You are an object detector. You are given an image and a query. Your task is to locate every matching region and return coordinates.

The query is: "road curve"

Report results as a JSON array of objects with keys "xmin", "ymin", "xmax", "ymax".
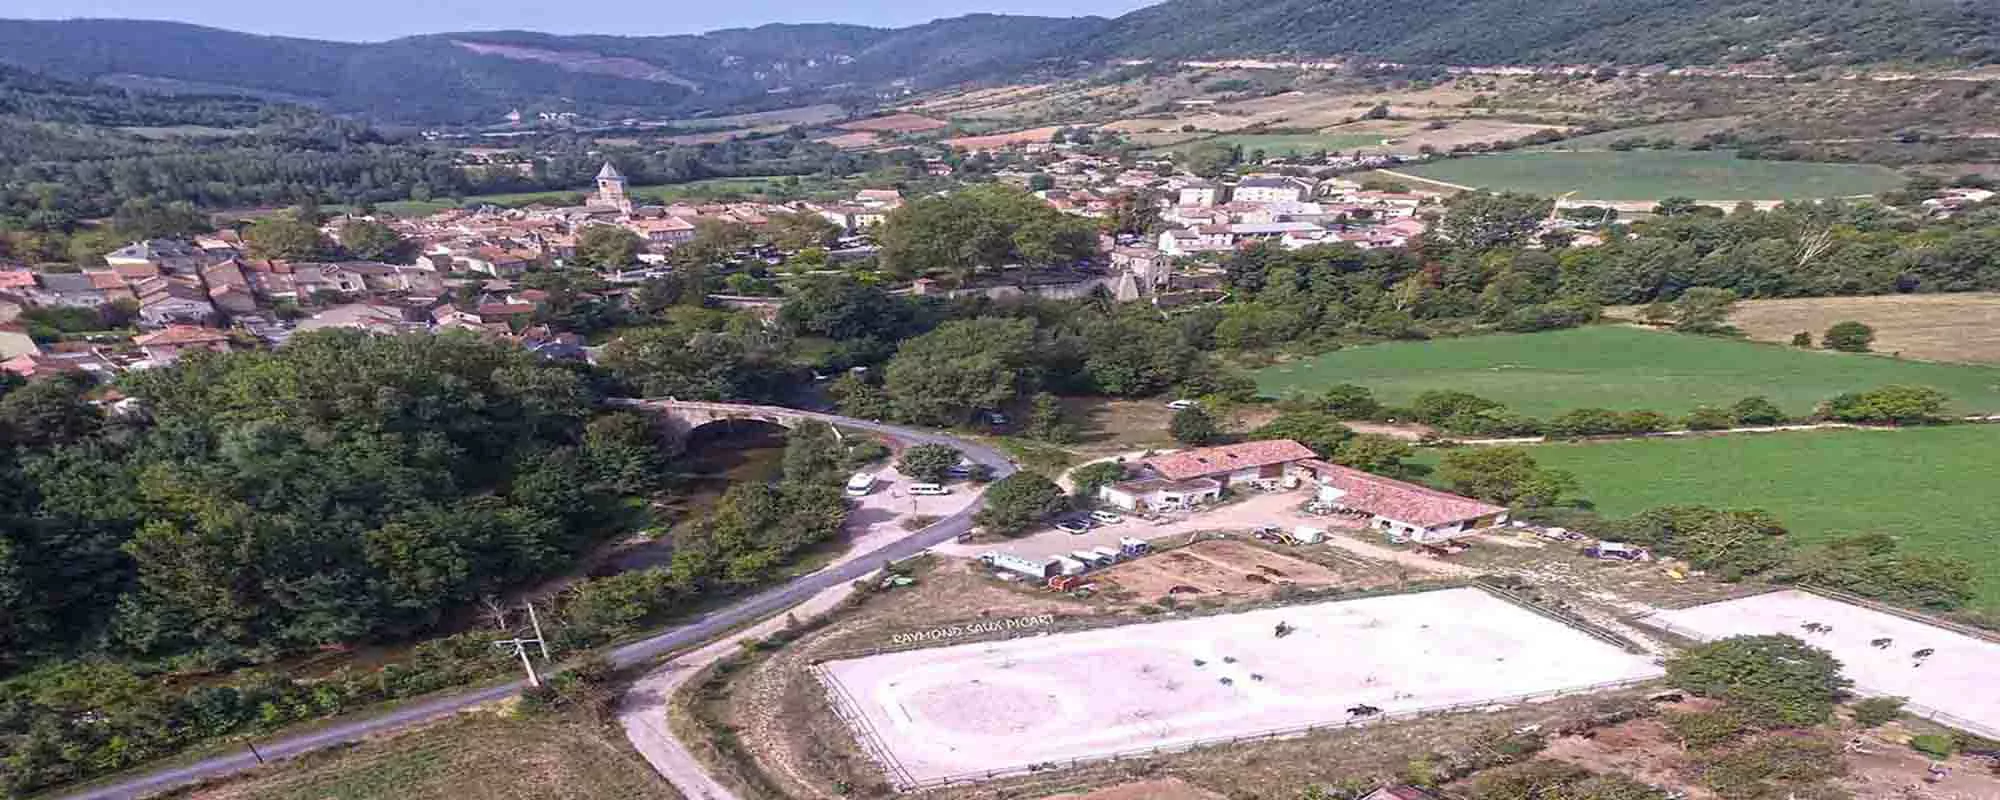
[{"xmin": 58, "ymin": 404, "xmax": 1014, "ymax": 800}]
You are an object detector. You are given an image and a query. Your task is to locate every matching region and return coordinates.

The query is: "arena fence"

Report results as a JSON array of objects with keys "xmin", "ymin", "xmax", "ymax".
[
  {"xmin": 812, "ymin": 578, "xmax": 1472, "ymax": 664},
  {"xmin": 887, "ymin": 676, "xmax": 1658, "ymax": 793},
  {"xmin": 811, "ymin": 662, "xmax": 917, "ymax": 789}
]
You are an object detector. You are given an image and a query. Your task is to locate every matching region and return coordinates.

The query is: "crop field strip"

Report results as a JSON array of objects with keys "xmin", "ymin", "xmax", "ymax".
[{"xmin": 1397, "ymin": 150, "xmax": 1905, "ymax": 201}]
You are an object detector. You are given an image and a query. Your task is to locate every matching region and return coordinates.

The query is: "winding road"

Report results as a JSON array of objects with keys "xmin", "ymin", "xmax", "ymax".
[{"xmin": 58, "ymin": 405, "xmax": 1015, "ymax": 800}]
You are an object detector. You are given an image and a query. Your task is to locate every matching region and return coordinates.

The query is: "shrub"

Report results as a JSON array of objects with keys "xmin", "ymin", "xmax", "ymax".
[
  {"xmin": 1822, "ymin": 321, "xmax": 1875, "ymax": 352},
  {"xmin": 1910, "ymin": 733, "xmax": 1956, "ymax": 759},
  {"xmin": 1320, "ymin": 384, "xmax": 1383, "ymax": 419},
  {"xmin": 1068, "ymin": 461, "xmax": 1127, "ymax": 501},
  {"xmin": 1666, "ymin": 709, "xmax": 1749, "ymax": 748},
  {"xmin": 1849, "ymin": 696, "xmax": 1905, "ymax": 727},
  {"xmin": 1169, "ymin": 405, "xmax": 1219, "ymax": 445},
  {"xmin": 1821, "ymin": 385, "xmax": 1948, "ymax": 425},
  {"xmin": 1775, "ymin": 534, "xmax": 1975, "ymax": 611},
  {"xmin": 1614, "ymin": 506, "xmax": 1791, "ymax": 578},
  {"xmin": 1698, "ymin": 734, "xmax": 1846, "ymax": 799},
  {"xmin": 1731, "ymin": 395, "xmax": 1786, "ymax": 426},
  {"xmin": 974, "ymin": 472, "xmax": 1069, "ymax": 535},
  {"xmin": 1790, "ymin": 331, "xmax": 1813, "ymax": 347},
  {"xmin": 1684, "ymin": 406, "xmax": 1736, "ymax": 431},
  {"xmin": 897, "ymin": 443, "xmax": 963, "ymax": 483},
  {"xmin": 1667, "ymin": 635, "xmax": 1849, "ymax": 728}
]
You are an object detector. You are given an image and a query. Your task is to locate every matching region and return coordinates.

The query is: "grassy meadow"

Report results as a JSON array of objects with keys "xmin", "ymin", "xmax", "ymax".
[
  {"xmin": 1508, "ymin": 426, "xmax": 2000, "ymax": 609},
  {"xmin": 185, "ymin": 714, "xmax": 673, "ymax": 800},
  {"xmin": 1398, "ymin": 150, "xmax": 1905, "ymax": 201},
  {"xmin": 1253, "ymin": 326, "xmax": 2000, "ymax": 418}
]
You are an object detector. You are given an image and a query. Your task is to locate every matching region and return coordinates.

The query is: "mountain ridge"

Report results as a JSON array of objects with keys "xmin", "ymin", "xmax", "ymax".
[{"xmin": 2, "ymin": 2, "xmax": 1996, "ymax": 125}]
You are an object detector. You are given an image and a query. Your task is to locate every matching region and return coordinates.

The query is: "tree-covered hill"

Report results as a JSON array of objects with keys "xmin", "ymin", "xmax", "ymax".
[
  {"xmin": 0, "ymin": 15, "xmax": 1107, "ymax": 125},
  {"xmin": 2, "ymin": 1, "xmax": 1996, "ymax": 126},
  {"xmin": 1090, "ymin": 0, "xmax": 2000, "ymax": 68}
]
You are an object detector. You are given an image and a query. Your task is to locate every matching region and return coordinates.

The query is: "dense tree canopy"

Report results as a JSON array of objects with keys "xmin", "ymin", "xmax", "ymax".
[{"xmin": 877, "ymin": 185, "xmax": 1100, "ymax": 279}]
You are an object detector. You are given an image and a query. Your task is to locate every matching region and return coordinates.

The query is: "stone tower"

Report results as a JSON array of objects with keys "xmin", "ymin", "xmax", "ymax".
[{"xmin": 595, "ymin": 161, "xmax": 632, "ymax": 213}]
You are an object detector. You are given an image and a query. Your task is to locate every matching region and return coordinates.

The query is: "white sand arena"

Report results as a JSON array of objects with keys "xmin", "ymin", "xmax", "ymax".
[
  {"xmin": 820, "ymin": 587, "xmax": 1662, "ymax": 786},
  {"xmin": 1648, "ymin": 589, "xmax": 2000, "ymax": 739}
]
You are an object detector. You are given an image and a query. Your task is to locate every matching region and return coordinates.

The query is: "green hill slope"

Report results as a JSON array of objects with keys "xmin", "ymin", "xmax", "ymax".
[{"xmin": 1091, "ymin": 0, "xmax": 2000, "ymax": 67}]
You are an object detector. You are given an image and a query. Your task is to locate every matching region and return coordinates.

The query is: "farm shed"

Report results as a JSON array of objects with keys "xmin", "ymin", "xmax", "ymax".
[{"xmin": 1100, "ymin": 476, "xmax": 1223, "ymax": 512}]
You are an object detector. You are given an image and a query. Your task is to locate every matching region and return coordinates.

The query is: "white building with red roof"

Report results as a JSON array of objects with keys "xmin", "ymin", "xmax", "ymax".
[
  {"xmin": 1296, "ymin": 459, "xmax": 1508, "ymax": 543},
  {"xmin": 1143, "ymin": 439, "xmax": 1319, "ymax": 484}
]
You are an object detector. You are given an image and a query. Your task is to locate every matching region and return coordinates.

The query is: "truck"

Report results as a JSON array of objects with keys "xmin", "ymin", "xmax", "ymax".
[
  {"xmin": 1585, "ymin": 541, "xmax": 1652, "ymax": 561},
  {"xmin": 1119, "ymin": 537, "xmax": 1150, "ymax": 557},
  {"xmin": 1091, "ymin": 545, "xmax": 1123, "ymax": 564},
  {"xmin": 1053, "ymin": 556, "xmax": 1088, "ymax": 576},
  {"xmin": 1072, "ymin": 550, "xmax": 1112, "ymax": 568}
]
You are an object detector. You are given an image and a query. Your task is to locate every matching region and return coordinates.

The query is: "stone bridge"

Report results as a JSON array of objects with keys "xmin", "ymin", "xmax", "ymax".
[{"xmin": 620, "ymin": 399, "xmax": 821, "ymax": 456}]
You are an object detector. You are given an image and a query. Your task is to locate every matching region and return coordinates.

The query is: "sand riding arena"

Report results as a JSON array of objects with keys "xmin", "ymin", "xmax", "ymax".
[{"xmin": 816, "ymin": 586, "xmax": 1664, "ymax": 789}]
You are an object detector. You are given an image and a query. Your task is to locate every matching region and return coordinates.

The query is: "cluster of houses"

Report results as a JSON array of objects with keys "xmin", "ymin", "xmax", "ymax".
[
  {"xmin": 0, "ymin": 163, "xmax": 914, "ymax": 381},
  {"xmin": 386, "ymin": 163, "xmax": 897, "ymax": 266},
  {"xmin": 1151, "ymin": 175, "xmax": 1434, "ymax": 256}
]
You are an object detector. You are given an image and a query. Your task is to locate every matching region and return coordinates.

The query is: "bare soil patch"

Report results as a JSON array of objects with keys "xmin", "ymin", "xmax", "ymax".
[
  {"xmin": 943, "ymin": 125, "xmax": 1066, "ymax": 150},
  {"xmin": 815, "ymin": 131, "xmax": 882, "ymax": 149},
  {"xmin": 1096, "ymin": 538, "xmax": 1393, "ymax": 601}
]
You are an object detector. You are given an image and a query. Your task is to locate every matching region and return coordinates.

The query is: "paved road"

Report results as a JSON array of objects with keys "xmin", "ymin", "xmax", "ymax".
[{"xmin": 59, "ymin": 406, "xmax": 1014, "ymax": 800}]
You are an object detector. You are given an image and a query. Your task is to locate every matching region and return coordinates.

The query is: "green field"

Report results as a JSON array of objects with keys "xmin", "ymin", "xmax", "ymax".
[
  {"xmin": 1156, "ymin": 131, "xmax": 1392, "ymax": 157},
  {"xmin": 1254, "ymin": 326, "xmax": 2000, "ymax": 418},
  {"xmin": 1398, "ymin": 150, "xmax": 1905, "ymax": 201},
  {"xmin": 1507, "ymin": 427, "xmax": 2000, "ymax": 608}
]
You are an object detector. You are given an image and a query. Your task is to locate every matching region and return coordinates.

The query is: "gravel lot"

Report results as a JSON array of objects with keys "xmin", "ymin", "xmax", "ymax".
[{"xmin": 820, "ymin": 587, "xmax": 1663, "ymax": 786}]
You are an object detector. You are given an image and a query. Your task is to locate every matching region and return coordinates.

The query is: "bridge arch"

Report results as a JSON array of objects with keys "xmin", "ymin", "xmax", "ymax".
[{"xmin": 626, "ymin": 399, "xmax": 818, "ymax": 456}]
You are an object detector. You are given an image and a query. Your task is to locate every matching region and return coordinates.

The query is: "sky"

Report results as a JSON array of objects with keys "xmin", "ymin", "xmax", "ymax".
[{"xmin": 4, "ymin": 0, "xmax": 1158, "ymax": 41}]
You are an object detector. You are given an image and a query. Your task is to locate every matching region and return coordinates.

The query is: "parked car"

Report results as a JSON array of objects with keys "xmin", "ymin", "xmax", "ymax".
[
  {"xmin": 1166, "ymin": 399, "xmax": 1201, "ymax": 410},
  {"xmin": 1090, "ymin": 510, "xmax": 1124, "ymax": 525},
  {"xmin": 1056, "ymin": 519, "xmax": 1092, "ymax": 535},
  {"xmin": 983, "ymin": 411, "xmax": 1010, "ymax": 426},
  {"xmin": 844, "ymin": 472, "xmax": 876, "ymax": 497}
]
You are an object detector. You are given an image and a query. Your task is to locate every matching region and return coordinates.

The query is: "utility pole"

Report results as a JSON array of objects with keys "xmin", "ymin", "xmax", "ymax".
[
  {"xmin": 496, "ymin": 601, "xmax": 550, "ymax": 687},
  {"xmin": 495, "ymin": 637, "xmax": 542, "ymax": 687},
  {"xmin": 526, "ymin": 601, "xmax": 551, "ymax": 661}
]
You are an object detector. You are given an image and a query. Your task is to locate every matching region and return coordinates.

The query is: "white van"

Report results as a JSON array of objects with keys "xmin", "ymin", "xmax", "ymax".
[
  {"xmin": 907, "ymin": 483, "xmax": 950, "ymax": 496},
  {"xmin": 845, "ymin": 472, "xmax": 876, "ymax": 497}
]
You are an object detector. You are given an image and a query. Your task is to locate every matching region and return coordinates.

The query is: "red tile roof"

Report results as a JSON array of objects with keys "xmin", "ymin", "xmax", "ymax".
[
  {"xmin": 1145, "ymin": 439, "xmax": 1318, "ymax": 481},
  {"xmin": 134, "ymin": 325, "xmax": 230, "ymax": 347},
  {"xmin": 1301, "ymin": 459, "xmax": 1506, "ymax": 528}
]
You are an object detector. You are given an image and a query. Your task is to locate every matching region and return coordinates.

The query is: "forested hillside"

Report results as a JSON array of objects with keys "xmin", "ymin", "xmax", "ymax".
[
  {"xmin": 2, "ymin": 2, "xmax": 1993, "ymax": 126},
  {"xmin": 0, "ymin": 15, "xmax": 1102, "ymax": 124},
  {"xmin": 1092, "ymin": 0, "xmax": 2000, "ymax": 67}
]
